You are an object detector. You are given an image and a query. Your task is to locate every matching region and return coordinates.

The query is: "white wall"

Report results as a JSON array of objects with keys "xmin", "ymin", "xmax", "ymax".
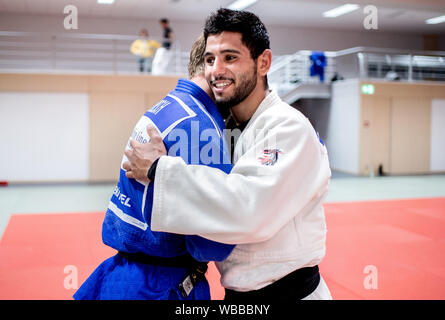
[
  {"xmin": 0, "ymin": 12, "xmax": 427, "ymax": 55},
  {"xmin": 326, "ymin": 80, "xmax": 361, "ymax": 174},
  {"xmin": 0, "ymin": 93, "xmax": 89, "ymax": 182},
  {"xmin": 430, "ymin": 99, "xmax": 445, "ymax": 172},
  {"xmin": 267, "ymin": 25, "xmax": 425, "ymax": 54}
]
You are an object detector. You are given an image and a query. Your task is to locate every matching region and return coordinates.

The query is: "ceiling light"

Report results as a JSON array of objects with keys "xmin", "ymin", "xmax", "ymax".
[
  {"xmin": 97, "ymin": 0, "xmax": 114, "ymax": 4},
  {"xmin": 227, "ymin": 0, "xmax": 259, "ymax": 11},
  {"xmin": 425, "ymin": 15, "xmax": 445, "ymax": 24},
  {"xmin": 323, "ymin": 4, "xmax": 359, "ymax": 18}
]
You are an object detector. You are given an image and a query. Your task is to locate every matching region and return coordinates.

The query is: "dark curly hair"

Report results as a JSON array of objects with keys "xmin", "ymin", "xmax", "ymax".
[{"xmin": 203, "ymin": 8, "xmax": 270, "ymax": 61}]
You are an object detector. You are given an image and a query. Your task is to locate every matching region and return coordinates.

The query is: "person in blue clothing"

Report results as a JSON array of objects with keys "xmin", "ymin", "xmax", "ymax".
[{"xmin": 73, "ymin": 35, "xmax": 234, "ymax": 300}]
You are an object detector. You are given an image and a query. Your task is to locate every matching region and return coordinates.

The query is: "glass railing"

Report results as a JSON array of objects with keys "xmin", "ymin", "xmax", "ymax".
[
  {"xmin": 268, "ymin": 46, "xmax": 445, "ymax": 96},
  {"xmin": 1, "ymin": 30, "xmax": 444, "ymax": 87},
  {"xmin": 333, "ymin": 47, "xmax": 445, "ymax": 82}
]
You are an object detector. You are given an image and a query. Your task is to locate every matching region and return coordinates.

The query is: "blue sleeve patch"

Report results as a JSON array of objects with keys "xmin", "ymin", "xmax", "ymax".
[{"xmin": 144, "ymin": 95, "xmax": 195, "ymax": 135}]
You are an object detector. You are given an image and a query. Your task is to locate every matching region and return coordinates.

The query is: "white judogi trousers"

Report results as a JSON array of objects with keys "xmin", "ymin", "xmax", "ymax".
[
  {"xmin": 152, "ymin": 47, "xmax": 172, "ymax": 75},
  {"xmin": 302, "ymin": 276, "xmax": 332, "ymax": 300}
]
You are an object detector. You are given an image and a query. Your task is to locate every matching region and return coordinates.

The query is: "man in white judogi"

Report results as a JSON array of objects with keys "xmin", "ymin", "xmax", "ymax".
[{"xmin": 124, "ymin": 9, "xmax": 332, "ymax": 300}]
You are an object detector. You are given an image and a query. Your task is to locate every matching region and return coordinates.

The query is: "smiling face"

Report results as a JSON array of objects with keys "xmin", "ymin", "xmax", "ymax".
[{"xmin": 204, "ymin": 31, "xmax": 260, "ymax": 118}]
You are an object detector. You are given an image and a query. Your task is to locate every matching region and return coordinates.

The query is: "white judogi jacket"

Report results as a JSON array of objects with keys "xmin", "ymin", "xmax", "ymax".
[{"xmin": 151, "ymin": 90, "xmax": 331, "ymax": 291}]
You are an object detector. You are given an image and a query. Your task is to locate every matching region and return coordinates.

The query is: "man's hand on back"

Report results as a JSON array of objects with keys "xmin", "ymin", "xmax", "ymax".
[{"xmin": 123, "ymin": 125, "xmax": 167, "ymax": 182}]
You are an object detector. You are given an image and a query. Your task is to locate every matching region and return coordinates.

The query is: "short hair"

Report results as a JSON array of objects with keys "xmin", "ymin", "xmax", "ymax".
[
  {"xmin": 160, "ymin": 18, "xmax": 169, "ymax": 24},
  {"xmin": 188, "ymin": 34, "xmax": 206, "ymax": 78},
  {"xmin": 203, "ymin": 8, "xmax": 270, "ymax": 60}
]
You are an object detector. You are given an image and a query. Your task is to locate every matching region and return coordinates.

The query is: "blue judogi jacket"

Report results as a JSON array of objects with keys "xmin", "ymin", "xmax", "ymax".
[{"xmin": 74, "ymin": 79, "xmax": 234, "ymax": 300}]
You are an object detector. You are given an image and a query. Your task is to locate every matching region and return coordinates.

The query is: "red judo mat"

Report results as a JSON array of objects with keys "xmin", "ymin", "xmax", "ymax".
[{"xmin": 0, "ymin": 197, "xmax": 444, "ymax": 300}]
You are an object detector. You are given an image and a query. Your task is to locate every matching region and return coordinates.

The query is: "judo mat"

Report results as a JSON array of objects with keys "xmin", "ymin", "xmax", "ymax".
[{"xmin": 0, "ymin": 197, "xmax": 444, "ymax": 300}]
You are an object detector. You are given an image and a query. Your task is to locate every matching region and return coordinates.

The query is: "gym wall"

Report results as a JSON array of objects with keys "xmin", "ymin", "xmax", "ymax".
[{"xmin": 0, "ymin": 73, "xmax": 179, "ymax": 183}]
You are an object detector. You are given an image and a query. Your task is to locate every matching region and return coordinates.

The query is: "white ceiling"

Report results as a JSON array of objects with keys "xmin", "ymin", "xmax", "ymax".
[{"xmin": 0, "ymin": 0, "xmax": 444, "ymax": 34}]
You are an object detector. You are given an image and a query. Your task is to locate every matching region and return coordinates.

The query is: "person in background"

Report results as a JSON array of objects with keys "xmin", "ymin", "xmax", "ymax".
[
  {"xmin": 130, "ymin": 28, "xmax": 161, "ymax": 73},
  {"xmin": 152, "ymin": 18, "xmax": 174, "ymax": 75}
]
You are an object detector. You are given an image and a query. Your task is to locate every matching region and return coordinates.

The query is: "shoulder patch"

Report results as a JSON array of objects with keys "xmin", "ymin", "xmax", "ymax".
[
  {"xmin": 258, "ymin": 148, "xmax": 283, "ymax": 166},
  {"xmin": 148, "ymin": 99, "xmax": 171, "ymax": 115},
  {"xmin": 144, "ymin": 94, "xmax": 196, "ymax": 137}
]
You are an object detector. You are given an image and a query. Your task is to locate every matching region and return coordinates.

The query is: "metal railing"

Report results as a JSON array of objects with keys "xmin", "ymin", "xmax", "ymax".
[
  {"xmin": 1, "ymin": 30, "xmax": 444, "ymax": 93},
  {"xmin": 268, "ymin": 51, "xmax": 337, "ymax": 96},
  {"xmin": 344, "ymin": 47, "xmax": 445, "ymax": 82},
  {"xmin": 267, "ymin": 46, "xmax": 445, "ymax": 98},
  {"xmin": 0, "ymin": 31, "xmax": 189, "ymax": 75}
]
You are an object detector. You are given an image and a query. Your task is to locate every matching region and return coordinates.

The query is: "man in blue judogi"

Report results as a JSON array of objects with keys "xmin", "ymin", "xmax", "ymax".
[{"xmin": 73, "ymin": 36, "xmax": 234, "ymax": 300}]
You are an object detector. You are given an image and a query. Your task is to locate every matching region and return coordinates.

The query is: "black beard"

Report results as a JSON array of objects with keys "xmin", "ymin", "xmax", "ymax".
[
  {"xmin": 215, "ymin": 100, "xmax": 232, "ymax": 120},
  {"xmin": 215, "ymin": 69, "xmax": 257, "ymax": 120}
]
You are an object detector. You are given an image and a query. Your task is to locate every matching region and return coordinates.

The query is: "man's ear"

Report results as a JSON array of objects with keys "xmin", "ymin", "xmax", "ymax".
[{"xmin": 257, "ymin": 49, "xmax": 272, "ymax": 76}]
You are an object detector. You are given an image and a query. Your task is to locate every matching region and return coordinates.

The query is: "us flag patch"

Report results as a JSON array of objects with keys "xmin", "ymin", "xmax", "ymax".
[{"xmin": 258, "ymin": 149, "xmax": 283, "ymax": 166}]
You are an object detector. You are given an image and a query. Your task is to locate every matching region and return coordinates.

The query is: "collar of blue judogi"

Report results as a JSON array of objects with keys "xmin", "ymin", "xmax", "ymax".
[{"xmin": 175, "ymin": 78, "xmax": 216, "ymax": 112}]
